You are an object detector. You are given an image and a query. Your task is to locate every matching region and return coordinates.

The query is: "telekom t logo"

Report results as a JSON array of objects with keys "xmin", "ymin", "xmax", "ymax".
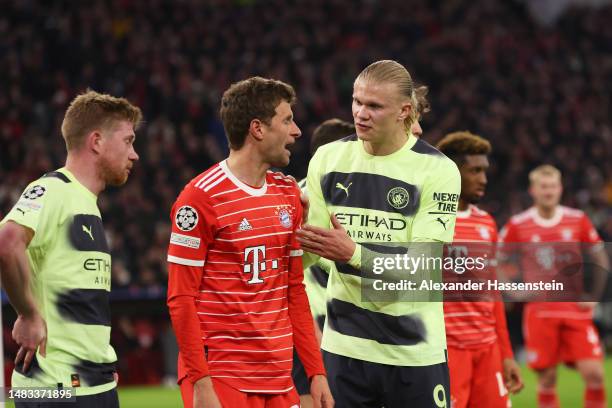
[{"xmin": 244, "ymin": 245, "xmax": 278, "ymax": 284}]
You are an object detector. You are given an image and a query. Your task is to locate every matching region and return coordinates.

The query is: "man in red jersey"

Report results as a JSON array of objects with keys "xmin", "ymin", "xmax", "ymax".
[
  {"xmin": 499, "ymin": 164, "xmax": 609, "ymax": 408},
  {"xmin": 166, "ymin": 77, "xmax": 333, "ymax": 408},
  {"xmin": 436, "ymin": 131, "xmax": 523, "ymax": 408}
]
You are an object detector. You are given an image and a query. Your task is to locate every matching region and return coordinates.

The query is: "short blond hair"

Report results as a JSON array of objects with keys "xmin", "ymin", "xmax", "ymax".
[
  {"xmin": 356, "ymin": 60, "xmax": 416, "ymax": 128},
  {"xmin": 61, "ymin": 90, "xmax": 142, "ymax": 150},
  {"xmin": 529, "ymin": 164, "xmax": 561, "ymax": 184}
]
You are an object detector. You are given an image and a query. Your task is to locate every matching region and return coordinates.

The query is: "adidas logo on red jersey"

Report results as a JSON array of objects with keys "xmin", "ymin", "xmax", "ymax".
[{"xmin": 238, "ymin": 218, "xmax": 253, "ymax": 231}]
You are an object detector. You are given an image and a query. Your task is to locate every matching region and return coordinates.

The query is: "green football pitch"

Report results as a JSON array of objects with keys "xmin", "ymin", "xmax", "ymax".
[{"xmin": 5, "ymin": 358, "xmax": 611, "ymax": 407}]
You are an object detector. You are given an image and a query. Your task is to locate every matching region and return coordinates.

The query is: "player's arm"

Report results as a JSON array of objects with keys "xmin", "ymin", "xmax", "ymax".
[
  {"xmin": 166, "ymin": 189, "xmax": 219, "ymax": 402},
  {"xmin": 0, "ymin": 221, "xmax": 37, "ymax": 317},
  {"xmin": 493, "ymin": 301, "xmax": 524, "ymax": 393},
  {"xmin": 411, "ymin": 158, "xmax": 461, "ymax": 243},
  {"xmin": 0, "ymin": 181, "xmax": 57, "ymax": 371},
  {"xmin": 580, "ymin": 215, "xmax": 609, "ymax": 304},
  {"xmin": 288, "ymin": 186, "xmax": 334, "ymax": 408},
  {"xmin": 0, "ymin": 221, "xmax": 47, "ymax": 371}
]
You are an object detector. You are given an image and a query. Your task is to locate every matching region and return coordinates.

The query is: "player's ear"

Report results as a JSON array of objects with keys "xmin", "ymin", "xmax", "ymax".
[
  {"xmin": 85, "ymin": 130, "xmax": 104, "ymax": 154},
  {"xmin": 398, "ymin": 102, "xmax": 412, "ymax": 122},
  {"xmin": 249, "ymin": 119, "xmax": 265, "ymax": 142}
]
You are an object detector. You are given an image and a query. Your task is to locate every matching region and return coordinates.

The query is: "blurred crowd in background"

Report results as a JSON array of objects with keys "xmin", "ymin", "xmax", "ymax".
[{"xmin": 1, "ymin": 0, "xmax": 611, "ymax": 383}]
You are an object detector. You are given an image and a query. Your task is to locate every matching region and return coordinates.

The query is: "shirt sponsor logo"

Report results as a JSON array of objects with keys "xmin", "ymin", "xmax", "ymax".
[
  {"xmin": 170, "ymin": 232, "xmax": 201, "ymax": 249},
  {"xmin": 175, "ymin": 205, "xmax": 198, "ymax": 231},
  {"xmin": 432, "ymin": 192, "xmax": 459, "ymax": 213},
  {"xmin": 387, "ymin": 187, "xmax": 410, "ymax": 209},
  {"xmin": 22, "ymin": 185, "xmax": 46, "ymax": 200},
  {"xmin": 335, "ymin": 213, "xmax": 406, "ymax": 231}
]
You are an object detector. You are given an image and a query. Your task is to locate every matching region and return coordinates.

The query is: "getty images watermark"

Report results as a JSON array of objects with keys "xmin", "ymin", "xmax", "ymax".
[{"xmin": 357, "ymin": 242, "xmax": 611, "ymax": 302}]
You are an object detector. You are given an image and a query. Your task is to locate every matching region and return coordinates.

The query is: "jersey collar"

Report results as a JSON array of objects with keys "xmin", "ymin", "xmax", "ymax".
[
  {"xmin": 530, "ymin": 206, "xmax": 562, "ymax": 227},
  {"xmin": 220, "ymin": 160, "xmax": 268, "ymax": 196},
  {"xmin": 59, "ymin": 167, "xmax": 98, "ymax": 201}
]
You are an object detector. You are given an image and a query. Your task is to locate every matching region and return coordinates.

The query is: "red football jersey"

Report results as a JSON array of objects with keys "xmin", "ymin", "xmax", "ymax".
[
  {"xmin": 167, "ymin": 160, "xmax": 322, "ymax": 393},
  {"xmin": 444, "ymin": 205, "xmax": 513, "ymax": 358},
  {"xmin": 499, "ymin": 206, "xmax": 603, "ymax": 317}
]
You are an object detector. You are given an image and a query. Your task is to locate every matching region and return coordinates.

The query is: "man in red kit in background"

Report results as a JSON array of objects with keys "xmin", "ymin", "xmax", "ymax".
[
  {"xmin": 499, "ymin": 164, "xmax": 608, "ymax": 408},
  {"xmin": 166, "ymin": 77, "xmax": 333, "ymax": 408},
  {"xmin": 436, "ymin": 131, "xmax": 523, "ymax": 408}
]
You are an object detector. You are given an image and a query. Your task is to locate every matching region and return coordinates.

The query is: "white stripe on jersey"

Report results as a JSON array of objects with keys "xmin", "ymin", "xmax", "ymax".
[
  {"xmin": 204, "ymin": 175, "xmax": 228, "ymax": 192},
  {"xmin": 218, "ymin": 204, "xmax": 285, "ymax": 219},
  {"xmin": 167, "ymin": 255, "xmax": 205, "ymax": 267},
  {"xmin": 216, "ymin": 231, "xmax": 292, "ymax": 242},
  {"xmin": 199, "ymin": 318, "xmax": 290, "ymax": 325},
  {"xmin": 198, "ymin": 307, "xmax": 288, "ymax": 317},
  {"xmin": 205, "ymin": 326, "xmax": 293, "ymax": 333},
  {"xmin": 202, "ymin": 271, "xmax": 288, "ymax": 282},
  {"xmin": 207, "ymin": 346, "xmax": 293, "ymax": 353},
  {"xmin": 195, "ymin": 167, "xmax": 223, "ymax": 188},
  {"xmin": 212, "ymin": 375, "xmax": 291, "ymax": 379},
  {"xmin": 446, "ymin": 327, "xmax": 495, "ymax": 335},
  {"xmin": 289, "ymin": 249, "xmax": 303, "ymax": 256},
  {"xmin": 267, "ymin": 184, "xmax": 294, "ymax": 188},
  {"xmin": 208, "ymin": 359, "xmax": 293, "ymax": 364},
  {"xmin": 239, "ymin": 386, "xmax": 295, "ymax": 393},
  {"xmin": 211, "ymin": 187, "xmax": 241, "ymax": 198},
  {"xmin": 209, "ymin": 368, "xmax": 290, "ymax": 373},
  {"xmin": 212, "ymin": 193, "xmax": 293, "ymax": 208},
  {"xmin": 207, "ymin": 333, "xmax": 292, "ymax": 340},
  {"xmin": 197, "ymin": 296, "xmax": 287, "ymax": 304},
  {"xmin": 444, "ymin": 312, "xmax": 483, "ymax": 317},
  {"xmin": 200, "ymin": 285, "xmax": 287, "ymax": 295},
  {"xmin": 209, "ymin": 244, "xmax": 287, "ymax": 254}
]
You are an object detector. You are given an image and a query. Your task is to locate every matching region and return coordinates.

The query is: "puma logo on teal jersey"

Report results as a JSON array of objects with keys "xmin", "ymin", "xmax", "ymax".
[
  {"xmin": 336, "ymin": 182, "xmax": 352, "ymax": 197},
  {"xmin": 82, "ymin": 225, "xmax": 94, "ymax": 241},
  {"xmin": 435, "ymin": 217, "xmax": 449, "ymax": 230}
]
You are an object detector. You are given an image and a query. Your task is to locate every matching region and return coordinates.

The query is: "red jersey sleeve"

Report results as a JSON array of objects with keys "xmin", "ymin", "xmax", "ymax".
[
  {"xmin": 167, "ymin": 187, "xmax": 218, "ymax": 384},
  {"xmin": 286, "ymin": 183, "xmax": 326, "ymax": 379},
  {"xmin": 493, "ymin": 301, "xmax": 514, "ymax": 359},
  {"xmin": 580, "ymin": 213, "xmax": 602, "ymax": 244}
]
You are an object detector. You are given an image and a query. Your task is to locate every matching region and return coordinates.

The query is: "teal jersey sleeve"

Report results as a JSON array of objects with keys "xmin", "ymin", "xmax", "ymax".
[
  {"xmin": 412, "ymin": 158, "xmax": 461, "ymax": 242},
  {"xmin": 1, "ymin": 178, "xmax": 64, "ymax": 249}
]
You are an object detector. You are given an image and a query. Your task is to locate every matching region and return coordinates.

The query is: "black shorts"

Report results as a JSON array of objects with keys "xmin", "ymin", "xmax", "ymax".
[
  {"xmin": 15, "ymin": 387, "xmax": 119, "ymax": 408},
  {"xmin": 323, "ymin": 350, "xmax": 450, "ymax": 408}
]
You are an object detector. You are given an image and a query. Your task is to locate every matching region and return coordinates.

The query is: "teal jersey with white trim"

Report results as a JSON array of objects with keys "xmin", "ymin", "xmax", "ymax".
[
  {"xmin": 303, "ymin": 135, "xmax": 460, "ymax": 366},
  {"xmin": 1, "ymin": 168, "xmax": 117, "ymax": 396}
]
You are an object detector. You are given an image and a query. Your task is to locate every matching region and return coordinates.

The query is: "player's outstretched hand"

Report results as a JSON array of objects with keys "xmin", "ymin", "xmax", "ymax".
[
  {"xmin": 297, "ymin": 214, "xmax": 355, "ymax": 263},
  {"xmin": 310, "ymin": 374, "xmax": 334, "ymax": 408},
  {"xmin": 13, "ymin": 312, "xmax": 47, "ymax": 372},
  {"xmin": 193, "ymin": 376, "xmax": 222, "ymax": 408},
  {"xmin": 503, "ymin": 358, "xmax": 524, "ymax": 394}
]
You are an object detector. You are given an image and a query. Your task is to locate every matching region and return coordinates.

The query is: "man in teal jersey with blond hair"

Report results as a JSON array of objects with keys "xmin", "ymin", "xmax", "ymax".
[
  {"xmin": 297, "ymin": 60, "xmax": 460, "ymax": 408},
  {"xmin": 0, "ymin": 90, "xmax": 141, "ymax": 407}
]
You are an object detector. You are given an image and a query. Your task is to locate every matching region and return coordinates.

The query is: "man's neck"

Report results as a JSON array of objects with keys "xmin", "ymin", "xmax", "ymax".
[
  {"xmin": 65, "ymin": 153, "xmax": 103, "ymax": 196},
  {"xmin": 363, "ymin": 130, "xmax": 408, "ymax": 156},
  {"xmin": 458, "ymin": 199, "xmax": 469, "ymax": 211},
  {"xmin": 226, "ymin": 149, "xmax": 269, "ymax": 187},
  {"xmin": 535, "ymin": 205, "xmax": 557, "ymax": 219}
]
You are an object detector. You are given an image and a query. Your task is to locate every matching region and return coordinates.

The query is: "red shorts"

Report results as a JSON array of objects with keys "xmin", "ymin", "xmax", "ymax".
[
  {"xmin": 179, "ymin": 376, "xmax": 299, "ymax": 408},
  {"xmin": 523, "ymin": 306, "xmax": 603, "ymax": 370},
  {"xmin": 448, "ymin": 343, "xmax": 510, "ymax": 408}
]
